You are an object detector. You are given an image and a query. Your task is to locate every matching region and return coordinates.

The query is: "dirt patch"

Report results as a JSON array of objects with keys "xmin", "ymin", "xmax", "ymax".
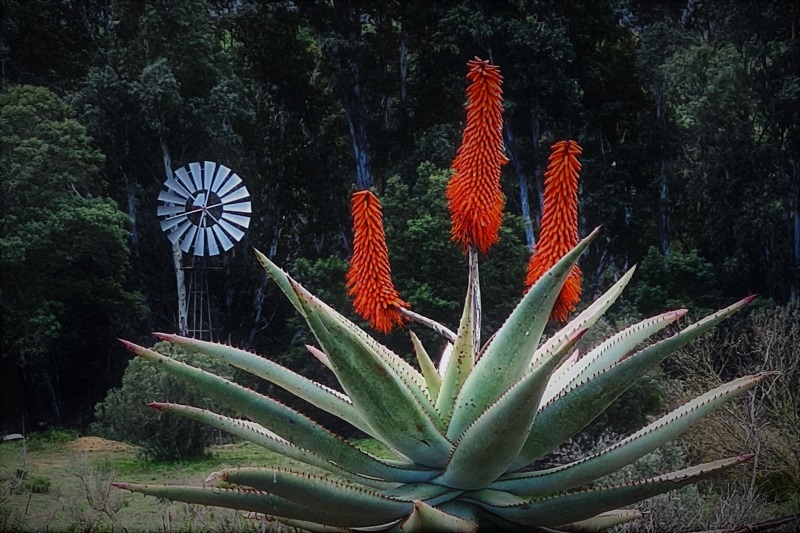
[{"xmin": 67, "ymin": 436, "xmax": 136, "ymax": 453}]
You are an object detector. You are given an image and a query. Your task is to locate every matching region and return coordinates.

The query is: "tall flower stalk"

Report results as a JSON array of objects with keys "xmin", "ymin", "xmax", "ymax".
[
  {"xmin": 346, "ymin": 189, "xmax": 407, "ymax": 333},
  {"xmin": 525, "ymin": 140, "xmax": 583, "ymax": 322}
]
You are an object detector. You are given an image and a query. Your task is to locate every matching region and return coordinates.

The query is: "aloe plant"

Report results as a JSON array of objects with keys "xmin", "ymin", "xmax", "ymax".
[
  {"xmin": 113, "ymin": 58, "xmax": 766, "ymax": 531},
  {"xmin": 114, "ymin": 237, "xmax": 764, "ymax": 531}
]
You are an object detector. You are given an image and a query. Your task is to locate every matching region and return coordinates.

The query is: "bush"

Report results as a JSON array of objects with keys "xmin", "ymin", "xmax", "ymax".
[{"xmin": 91, "ymin": 341, "xmax": 235, "ymax": 461}]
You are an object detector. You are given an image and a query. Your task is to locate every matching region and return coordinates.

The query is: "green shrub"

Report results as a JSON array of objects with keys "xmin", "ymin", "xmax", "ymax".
[
  {"xmin": 25, "ymin": 428, "xmax": 78, "ymax": 451},
  {"xmin": 91, "ymin": 341, "xmax": 235, "ymax": 461}
]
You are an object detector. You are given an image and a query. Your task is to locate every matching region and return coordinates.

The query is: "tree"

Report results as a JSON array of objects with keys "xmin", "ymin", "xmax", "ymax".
[{"xmin": 0, "ymin": 85, "xmax": 139, "ymax": 432}]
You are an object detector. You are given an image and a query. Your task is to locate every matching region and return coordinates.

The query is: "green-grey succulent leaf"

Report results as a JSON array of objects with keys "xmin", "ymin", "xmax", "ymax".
[
  {"xmin": 288, "ymin": 280, "xmax": 453, "ymax": 467},
  {"xmin": 213, "ymin": 467, "xmax": 414, "ymax": 523},
  {"xmin": 437, "ymin": 329, "xmax": 587, "ymax": 489},
  {"xmin": 410, "ymin": 331, "xmax": 442, "ymax": 401},
  {"xmin": 469, "ymin": 454, "xmax": 753, "ymax": 526},
  {"xmin": 120, "ymin": 341, "xmax": 436, "ymax": 483},
  {"xmin": 154, "ymin": 333, "xmax": 375, "ymax": 436},
  {"xmin": 259, "ymin": 250, "xmax": 430, "ymax": 403},
  {"xmin": 536, "ymin": 266, "xmax": 637, "ymax": 374},
  {"xmin": 540, "ymin": 309, "xmax": 686, "ymax": 409},
  {"xmin": 558, "ymin": 509, "xmax": 643, "ymax": 532},
  {"xmin": 112, "ymin": 482, "xmax": 400, "ymax": 528},
  {"xmin": 307, "ymin": 344, "xmax": 334, "ymax": 369},
  {"xmin": 380, "ymin": 484, "xmax": 461, "ymax": 507},
  {"xmin": 510, "ymin": 295, "xmax": 756, "ymax": 469},
  {"xmin": 436, "ymin": 274, "xmax": 477, "ymax": 423},
  {"xmin": 255, "ymin": 248, "xmax": 306, "ymax": 316},
  {"xmin": 448, "ymin": 228, "xmax": 600, "ymax": 439},
  {"xmin": 151, "ymin": 402, "xmax": 394, "ymax": 490},
  {"xmin": 399, "ymin": 500, "xmax": 479, "ymax": 533},
  {"xmin": 494, "ymin": 373, "xmax": 768, "ymax": 495}
]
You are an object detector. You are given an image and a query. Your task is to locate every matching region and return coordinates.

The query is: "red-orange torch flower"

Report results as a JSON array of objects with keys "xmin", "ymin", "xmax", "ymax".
[
  {"xmin": 447, "ymin": 57, "xmax": 509, "ymax": 253},
  {"xmin": 525, "ymin": 140, "xmax": 583, "ymax": 323},
  {"xmin": 346, "ymin": 190, "xmax": 408, "ymax": 333}
]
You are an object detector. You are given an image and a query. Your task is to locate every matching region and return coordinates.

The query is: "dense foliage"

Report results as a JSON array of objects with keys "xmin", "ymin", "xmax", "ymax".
[{"xmin": 1, "ymin": 0, "xmax": 798, "ymax": 440}]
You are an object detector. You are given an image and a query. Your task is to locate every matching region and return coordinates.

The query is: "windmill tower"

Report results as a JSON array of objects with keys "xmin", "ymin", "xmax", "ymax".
[{"xmin": 157, "ymin": 161, "xmax": 251, "ymax": 340}]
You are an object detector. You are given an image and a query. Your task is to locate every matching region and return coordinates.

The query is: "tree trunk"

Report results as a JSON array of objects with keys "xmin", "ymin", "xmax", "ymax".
[
  {"xmin": 529, "ymin": 114, "xmax": 544, "ymax": 221},
  {"xmin": 505, "ymin": 123, "xmax": 535, "ymax": 250},
  {"xmin": 160, "ymin": 138, "xmax": 188, "ymax": 334},
  {"xmin": 655, "ymin": 94, "xmax": 670, "ymax": 257},
  {"xmin": 247, "ymin": 222, "xmax": 282, "ymax": 347},
  {"xmin": 342, "ymin": 69, "xmax": 374, "ymax": 191}
]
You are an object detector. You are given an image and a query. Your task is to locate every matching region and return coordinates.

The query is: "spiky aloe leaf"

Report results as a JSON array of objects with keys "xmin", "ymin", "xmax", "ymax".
[
  {"xmin": 492, "ymin": 373, "xmax": 768, "ymax": 495},
  {"xmin": 154, "ymin": 333, "xmax": 374, "ymax": 436},
  {"xmin": 469, "ymin": 454, "xmax": 753, "ymax": 526},
  {"xmin": 307, "ymin": 344, "xmax": 334, "ymax": 369},
  {"xmin": 150, "ymin": 402, "xmax": 393, "ymax": 490},
  {"xmin": 436, "ymin": 329, "xmax": 586, "ymax": 490},
  {"xmin": 559, "ymin": 509, "xmax": 643, "ymax": 532},
  {"xmin": 111, "ymin": 482, "xmax": 403, "ymax": 528},
  {"xmin": 259, "ymin": 250, "xmax": 429, "ymax": 401},
  {"xmin": 289, "ymin": 279, "xmax": 453, "ymax": 467},
  {"xmin": 380, "ymin": 483, "xmax": 461, "ymax": 507},
  {"xmin": 535, "ymin": 266, "xmax": 637, "ymax": 374},
  {"xmin": 410, "ymin": 331, "xmax": 442, "ymax": 400},
  {"xmin": 448, "ymin": 228, "xmax": 600, "ymax": 438},
  {"xmin": 510, "ymin": 295, "xmax": 756, "ymax": 469},
  {"xmin": 396, "ymin": 500, "xmax": 479, "ymax": 533},
  {"xmin": 120, "ymin": 341, "xmax": 435, "ymax": 483},
  {"xmin": 540, "ymin": 309, "xmax": 687, "ymax": 406},
  {"xmin": 437, "ymin": 271, "xmax": 478, "ymax": 422},
  {"xmin": 213, "ymin": 467, "xmax": 413, "ymax": 522}
]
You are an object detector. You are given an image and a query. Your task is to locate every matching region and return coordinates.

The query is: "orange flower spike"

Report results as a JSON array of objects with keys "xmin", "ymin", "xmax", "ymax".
[
  {"xmin": 346, "ymin": 190, "xmax": 408, "ymax": 333},
  {"xmin": 525, "ymin": 140, "xmax": 583, "ymax": 323},
  {"xmin": 447, "ymin": 57, "xmax": 509, "ymax": 253}
]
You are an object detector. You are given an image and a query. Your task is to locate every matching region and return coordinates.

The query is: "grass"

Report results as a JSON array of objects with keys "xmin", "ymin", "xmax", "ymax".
[{"xmin": 0, "ymin": 434, "xmax": 293, "ymax": 532}]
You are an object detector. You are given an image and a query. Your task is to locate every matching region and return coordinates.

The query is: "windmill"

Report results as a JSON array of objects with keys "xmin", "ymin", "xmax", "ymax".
[{"xmin": 157, "ymin": 161, "xmax": 251, "ymax": 340}]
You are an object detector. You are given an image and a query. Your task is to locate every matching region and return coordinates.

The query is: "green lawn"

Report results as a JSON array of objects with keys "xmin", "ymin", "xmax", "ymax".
[{"xmin": 0, "ymin": 433, "xmax": 323, "ymax": 532}]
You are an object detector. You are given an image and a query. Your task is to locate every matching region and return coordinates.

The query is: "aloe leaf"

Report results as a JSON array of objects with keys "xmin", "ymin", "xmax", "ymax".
[
  {"xmin": 150, "ymin": 402, "xmax": 394, "ymax": 490},
  {"xmin": 120, "ymin": 341, "xmax": 435, "ymax": 483},
  {"xmin": 494, "ymin": 373, "xmax": 767, "ymax": 495},
  {"xmin": 307, "ymin": 344, "xmax": 334, "ymax": 369},
  {"xmin": 111, "ymin": 482, "xmax": 400, "ymax": 528},
  {"xmin": 287, "ymin": 275, "xmax": 439, "ymax": 425},
  {"xmin": 448, "ymin": 228, "xmax": 599, "ymax": 438},
  {"xmin": 254, "ymin": 248, "xmax": 306, "ymax": 316},
  {"xmin": 410, "ymin": 331, "xmax": 442, "ymax": 400},
  {"xmin": 535, "ymin": 266, "xmax": 637, "ymax": 374},
  {"xmin": 437, "ymin": 330, "xmax": 586, "ymax": 489},
  {"xmin": 510, "ymin": 295, "xmax": 756, "ymax": 469},
  {"xmin": 214, "ymin": 467, "xmax": 413, "ymax": 523},
  {"xmin": 289, "ymin": 281, "xmax": 453, "ymax": 467},
  {"xmin": 380, "ymin": 483, "xmax": 461, "ymax": 507},
  {"xmin": 154, "ymin": 333, "xmax": 375, "ymax": 436},
  {"xmin": 438, "ymin": 342, "xmax": 453, "ymax": 378},
  {"xmin": 259, "ymin": 250, "xmax": 429, "ymax": 399},
  {"xmin": 558, "ymin": 509, "xmax": 643, "ymax": 532},
  {"xmin": 540, "ymin": 309, "xmax": 687, "ymax": 407},
  {"xmin": 469, "ymin": 454, "xmax": 753, "ymax": 527},
  {"xmin": 399, "ymin": 500, "xmax": 479, "ymax": 533},
  {"xmin": 436, "ymin": 273, "xmax": 477, "ymax": 423}
]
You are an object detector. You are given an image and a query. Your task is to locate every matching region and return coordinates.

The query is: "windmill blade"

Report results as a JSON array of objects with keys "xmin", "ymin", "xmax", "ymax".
[
  {"xmin": 168, "ymin": 219, "xmax": 194, "ymax": 244},
  {"xmin": 221, "ymin": 212, "xmax": 251, "ymax": 228},
  {"xmin": 188, "ymin": 162, "xmax": 204, "ymax": 191},
  {"xmin": 223, "ymin": 201, "xmax": 252, "ymax": 214},
  {"xmin": 217, "ymin": 218, "xmax": 246, "ymax": 242},
  {"xmin": 158, "ymin": 191, "xmax": 187, "ymax": 205},
  {"xmin": 174, "ymin": 167, "xmax": 195, "ymax": 195},
  {"xmin": 205, "ymin": 228, "xmax": 220, "ymax": 256},
  {"xmin": 203, "ymin": 161, "xmax": 216, "ymax": 191},
  {"xmin": 160, "ymin": 214, "xmax": 187, "ymax": 232},
  {"xmin": 157, "ymin": 205, "xmax": 186, "ymax": 218},
  {"xmin": 194, "ymin": 226, "xmax": 206, "ymax": 256},
  {"xmin": 164, "ymin": 177, "xmax": 192, "ymax": 199},
  {"xmin": 212, "ymin": 224, "xmax": 235, "ymax": 251},
  {"xmin": 181, "ymin": 224, "xmax": 199, "ymax": 253},
  {"xmin": 220, "ymin": 186, "xmax": 250, "ymax": 204},
  {"xmin": 216, "ymin": 173, "xmax": 242, "ymax": 198},
  {"xmin": 210, "ymin": 165, "xmax": 232, "ymax": 193}
]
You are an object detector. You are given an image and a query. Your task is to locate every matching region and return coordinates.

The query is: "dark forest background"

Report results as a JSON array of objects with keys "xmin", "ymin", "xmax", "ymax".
[{"xmin": 1, "ymin": 0, "xmax": 798, "ymax": 436}]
